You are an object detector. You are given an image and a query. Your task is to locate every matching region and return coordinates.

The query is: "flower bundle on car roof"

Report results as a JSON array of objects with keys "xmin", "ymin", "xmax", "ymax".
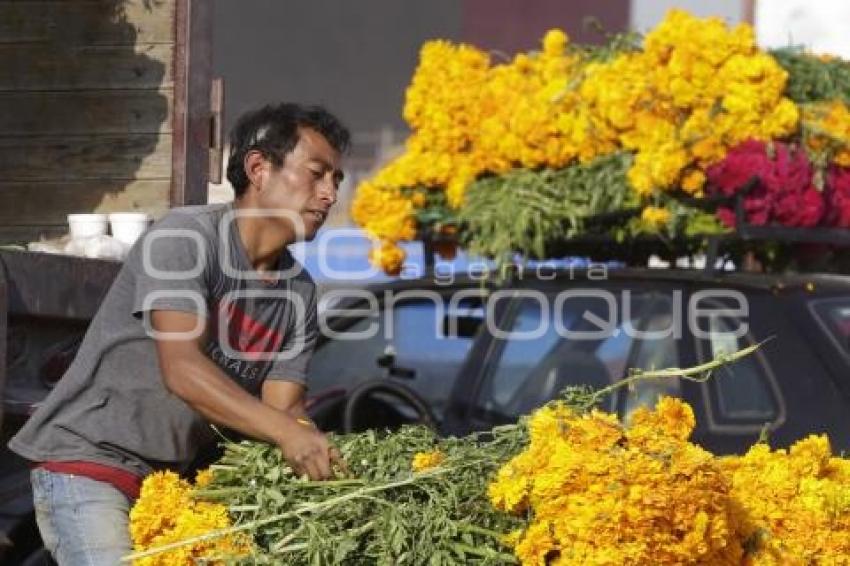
[{"xmin": 350, "ymin": 9, "xmax": 850, "ymax": 274}]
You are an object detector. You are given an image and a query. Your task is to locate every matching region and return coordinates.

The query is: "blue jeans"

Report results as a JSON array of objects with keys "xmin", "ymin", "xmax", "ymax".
[{"xmin": 30, "ymin": 468, "xmax": 132, "ymax": 566}]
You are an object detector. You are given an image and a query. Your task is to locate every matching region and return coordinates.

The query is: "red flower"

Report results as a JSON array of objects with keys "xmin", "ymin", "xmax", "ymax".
[
  {"xmin": 761, "ymin": 142, "xmax": 812, "ymax": 195},
  {"xmin": 825, "ymin": 166, "xmax": 850, "ymax": 228},
  {"xmin": 774, "ymin": 187, "xmax": 824, "ymax": 227},
  {"xmin": 706, "ymin": 140, "xmax": 771, "ymax": 197},
  {"xmin": 706, "ymin": 140, "xmax": 825, "ymax": 228}
]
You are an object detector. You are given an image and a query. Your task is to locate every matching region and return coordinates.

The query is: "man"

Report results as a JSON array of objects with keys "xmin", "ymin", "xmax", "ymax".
[{"xmin": 8, "ymin": 103, "xmax": 350, "ymax": 564}]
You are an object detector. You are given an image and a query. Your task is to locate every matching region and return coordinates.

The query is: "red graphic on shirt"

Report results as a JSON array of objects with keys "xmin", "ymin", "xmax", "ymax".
[{"xmin": 212, "ymin": 300, "xmax": 284, "ymax": 357}]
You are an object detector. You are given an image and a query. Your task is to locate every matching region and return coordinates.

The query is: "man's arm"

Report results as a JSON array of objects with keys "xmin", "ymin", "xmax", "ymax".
[
  {"xmin": 262, "ymin": 380, "xmax": 308, "ymax": 419},
  {"xmin": 151, "ymin": 309, "xmax": 338, "ymax": 480}
]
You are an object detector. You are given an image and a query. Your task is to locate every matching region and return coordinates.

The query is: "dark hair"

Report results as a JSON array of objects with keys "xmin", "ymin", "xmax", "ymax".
[{"xmin": 226, "ymin": 103, "xmax": 351, "ymax": 196}]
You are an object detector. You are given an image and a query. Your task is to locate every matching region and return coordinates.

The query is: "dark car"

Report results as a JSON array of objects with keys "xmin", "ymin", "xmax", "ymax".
[
  {"xmin": 2, "ymin": 252, "xmax": 848, "ymax": 564},
  {"xmin": 311, "ymin": 267, "xmax": 850, "ymax": 455},
  {"xmin": 307, "ymin": 275, "xmax": 495, "ymax": 431}
]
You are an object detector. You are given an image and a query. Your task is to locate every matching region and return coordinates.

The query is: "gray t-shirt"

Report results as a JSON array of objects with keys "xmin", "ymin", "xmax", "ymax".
[{"xmin": 9, "ymin": 203, "xmax": 317, "ymax": 477}]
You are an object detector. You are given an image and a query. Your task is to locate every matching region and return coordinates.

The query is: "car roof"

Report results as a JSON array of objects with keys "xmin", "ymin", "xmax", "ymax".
[{"xmin": 317, "ymin": 268, "xmax": 850, "ymax": 297}]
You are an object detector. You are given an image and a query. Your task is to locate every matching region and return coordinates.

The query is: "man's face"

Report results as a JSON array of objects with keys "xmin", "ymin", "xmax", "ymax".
[{"xmin": 257, "ymin": 127, "xmax": 343, "ymax": 241}]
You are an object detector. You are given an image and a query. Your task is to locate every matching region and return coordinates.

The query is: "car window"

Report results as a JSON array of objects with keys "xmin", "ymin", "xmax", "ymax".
[
  {"xmin": 477, "ymin": 292, "xmax": 650, "ymax": 419},
  {"xmin": 697, "ymin": 314, "xmax": 779, "ymax": 426},
  {"xmin": 309, "ymin": 297, "xmax": 475, "ymax": 417},
  {"xmin": 485, "ymin": 298, "xmax": 560, "ymax": 409},
  {"xmin": 623, "ymin": 296, "xmax": 682, "ymax": 421},
  {"xmin": 809, "ymin": 298, "xmax": 850, "ymax": 360},
  {"xmin": 309, "ymin": 311, "xmax": 385, "ymax": 394},
  {"xmin": 392, "ymin": 299, "xmax": 476, "ymax": 413}
]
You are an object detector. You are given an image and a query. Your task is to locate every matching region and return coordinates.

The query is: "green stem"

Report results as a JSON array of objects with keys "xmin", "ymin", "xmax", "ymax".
[
  {"xmin": 191, "ymin": 486, "xmax": 248, "ymax": 498},
  {"xmin": 228, "ymin": 505, "xmax": 260, "ymax": 513},
  {"xmin": 453, "ymin": 542, "xmax": 518, "ymax": 563},
  {"xmin": 588, "ymin": 341, "xmax": 766, "ymax": 407},
  {"xmin": 270, "ymin": 525, "xmax": 305, "ymax": 553},
  {"xmin": 291, "ymin": 478, "xmax": 367, "ymax": 488},
  {"xmin": 459, "ymin": 523, "xmax": 506, "ymax": 541},
  {"xmin": 271, "ymin": 542, "xmax": 308, "ymax": 553}
]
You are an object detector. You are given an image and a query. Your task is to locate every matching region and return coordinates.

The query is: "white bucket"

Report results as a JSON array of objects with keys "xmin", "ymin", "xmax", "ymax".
[
  {"xmin": 108, "ymin": 212, "xmax": 152, "ymax": 246},
  {"xmin": 67, "ymin": 213, "xmax": 108, "ymax": 239}
]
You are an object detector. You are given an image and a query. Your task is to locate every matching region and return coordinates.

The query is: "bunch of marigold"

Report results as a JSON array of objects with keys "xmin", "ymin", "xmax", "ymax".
[
  {"xmin": 719, "ymin": 435, "xmax": 850, "ymax": 565},
  {"xmin": 578, "ymin": 9, "xmax": 797, "ymax": 197},
  {"xmin": 128, "ymin": 470, "xmax": 252, "ymax": 565},
  {"xmin": 489, "ymin": 397, "xmax": 746, "ymax": 565},
  {"xmin": 352, "ymin": 11, "xmax": 806, "ymax": 273},
  {"xmin": 351, "ymin": 28, "xmax": 587, "ymax": 269}
]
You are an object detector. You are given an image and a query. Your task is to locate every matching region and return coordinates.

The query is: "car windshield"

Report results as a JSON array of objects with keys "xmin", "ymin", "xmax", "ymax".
[{"xmin": 309, "ymin": 293, "xmax": 480, "ymax": 419}]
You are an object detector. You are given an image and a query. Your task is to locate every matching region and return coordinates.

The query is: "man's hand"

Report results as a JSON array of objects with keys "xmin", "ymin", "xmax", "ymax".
[
  {"xmin": 262, "ymin": 380, "xmax": 348, "ymax": 480},
  {"xmin": 275, "ymin": 421, "xmax": 345, "ymax": 480}
]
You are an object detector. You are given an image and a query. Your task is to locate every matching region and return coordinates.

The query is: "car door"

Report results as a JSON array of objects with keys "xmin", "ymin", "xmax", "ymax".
[{"xmin": 673, "ymin": 286, "xmax": 787, "ymax": 454}]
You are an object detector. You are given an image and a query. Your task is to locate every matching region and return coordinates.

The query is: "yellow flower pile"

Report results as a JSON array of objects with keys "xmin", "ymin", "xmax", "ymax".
[
  {"xmin": 803, "ymin": 100, "xmax": 850, "ymax": 167},
  {"xmin": 352, "ymin": 28, "xmax": 584, "ymax": 269},
  {"xmin": 129, "ymin": 470, "xmax": 252, "ymax": 565},
  {"xmin": 580, "ymin": 10, "xmax": 797, "ymax": 196},
  {"xmin": 489, "ymin": 397, "xmax": 744, "ymax": 564},
  {"xmin": 352, "ymin": 10, "xmax": 807, "ymax": 271},
  {"xmin": 720, "ymin": 436, "xmax": 850, "ymax": 564},
  {"xmin": 489, "ymin": 396, "xmax": 850, "ymax": 565}
]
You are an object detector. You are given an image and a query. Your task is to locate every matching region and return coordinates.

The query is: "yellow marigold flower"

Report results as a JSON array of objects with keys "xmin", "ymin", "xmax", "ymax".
[
  {"xmin": 630, "ymin": 396, "xmax": 695, "ymax": 441},
  {"xmin": 720, "ymin": 434, "xmax": 850, "ymax": 563},
  {"xmin": 350, "ymin": 181, "xmax": 416, "ymax": 243},
  {"xmin": 542, "ymin": 29, "xmax": 568, "ymax": 57},
  {"xmin": 514, "ymin": 521, "xmax": 557, "ymax": 566},
  {"xmin": 411, "ymin": 449, "xmax": 446, "ymax": 472},
  {"xmin": 640, "ymin": 206, "xmax": 672, "ymax": 230},
  {"xmin": 802, "ymin": 100, "xmax": 850, "ymax": 167},
  {"xmin": 492, "ymin": 396, "xmax": 748, "ymax": 565},
  {"xmin": 681, "ymin": 169, "xmax": 706, "ymax": 194},
  {"xmin": 130, "ymin": 471, "xmax": 253, "ymax": 565},
  {"xmin": 368, "ymin": 240, "xmax": 405, "ymax": 276},
  {"xmin": 193, "ymin": 468, "xmax": 214, "ymax": 489},
  {"xmin": 488, "ymin": 463, "xmax": 530, "ymax": 514}
]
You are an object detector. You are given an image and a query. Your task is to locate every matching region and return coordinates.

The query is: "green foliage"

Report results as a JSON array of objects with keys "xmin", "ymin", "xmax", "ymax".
[
  {"xmin": 621, "ymin": 198, "xmax": 729, "ymax": 241},
  {"xmin": 456, "ymin": 152, "xmax": 636, "ymax": 266},
  {"xmin": 772, "ymin": 47, "xmax": 850, "ymax": 105},
  {"xmin": 192, "ymin": 426, "xmax": 527, "ymax": 565}
]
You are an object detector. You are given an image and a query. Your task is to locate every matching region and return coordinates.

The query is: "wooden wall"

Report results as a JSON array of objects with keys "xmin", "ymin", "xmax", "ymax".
[{"xmin": 0, "ymin": 0, "xmax": 176, "ymax": 243}]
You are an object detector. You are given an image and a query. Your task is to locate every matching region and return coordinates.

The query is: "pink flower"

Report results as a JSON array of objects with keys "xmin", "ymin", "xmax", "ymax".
[
  {"xmin": 761, "ymin": 143, "xmax": 812, "ymax": 195},
  {"xmin": 706, "ymin": 140, "xmax": 771, "ymax": 197},
  {"xmin": 706, "ymin": 140, "xmax": 825, "ymax": 228},
  {"xmin": 743, "ymin": 186, "xmax": 774, "ymax": 226},
  {"xmin": 825, "ymin": 166, "xmax": 850, "ymax": 228},
  {"xmin": 774, "ymin": 187, "xmax": 824, "ymax": 227},
  {"xmin": 716, "ymin": 207, "xmax": 736, "ymax": 229}
]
